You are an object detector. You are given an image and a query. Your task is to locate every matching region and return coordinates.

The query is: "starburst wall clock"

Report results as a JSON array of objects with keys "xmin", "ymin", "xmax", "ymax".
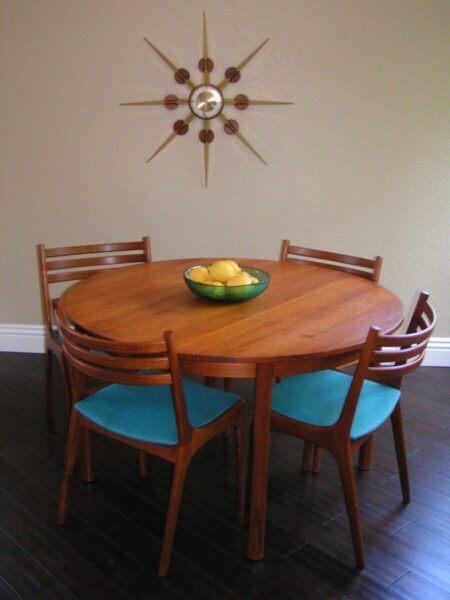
[{"xmin": 121, "ymin": 13, "xmax": 293, "ymax": 187}]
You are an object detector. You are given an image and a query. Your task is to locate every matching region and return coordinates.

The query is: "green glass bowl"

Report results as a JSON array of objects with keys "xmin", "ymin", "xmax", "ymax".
[{"xmin": 184, "ymin": 265, "xmax": 270, "ymax": 303}]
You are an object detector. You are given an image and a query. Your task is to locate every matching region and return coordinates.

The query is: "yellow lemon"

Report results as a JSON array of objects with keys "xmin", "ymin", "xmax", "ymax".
[
  {"xmin": 211, "ymin": 281, "xmax": 224, "ymax": 286},
  {"xmin": 189, "ymin": 266, "xmax": 211, "ymax": 283},
  {"xmin": 208, "ymin": 260, "xmax": 236, "ymax": 283},
  {"xmin": 249, "ymin": 275, "xmax": 259, "ymax": 283},
  {"xmin": 225, "ymin": 260, "xmax": 241, "ymax": 274},
  {"xmin": 226, "ymin": 271, "xmax": 253, "ymax": 286}
]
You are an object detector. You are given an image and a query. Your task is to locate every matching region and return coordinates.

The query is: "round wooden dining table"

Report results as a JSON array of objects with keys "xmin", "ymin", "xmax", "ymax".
[{"xmin": 62, "ymin": 258, "xmax": 403, "ymax": 561}]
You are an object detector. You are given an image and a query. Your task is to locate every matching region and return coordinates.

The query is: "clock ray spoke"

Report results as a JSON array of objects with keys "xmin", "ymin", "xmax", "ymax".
[
  {"xmin": 203, "ymin": 121, "xmax": 210, "ymax": 187},
  {"xmin": 120, "ymin": 98, "xmax": 189, "ymax": 106},
  {"xmin": 147, "ymin": 112, "xmax": 195, "ymax": 163},
  {"xmin": 143, "ymin": 37, "xmax": 196, "ymax": 89},
  {"xmin": 219, "ymin": 113, "xmax": 267, "ymax": 165},
  {"xmin": 202, "ymin": 12, "xmax": 210, "ymax": 85},
  {"xmin": 218, "ymin": 38, "xmax": 269, "ymax": 90},
  {"xmin": 223, "ymin": 98, "xmax": 294, "ymax": 106}
]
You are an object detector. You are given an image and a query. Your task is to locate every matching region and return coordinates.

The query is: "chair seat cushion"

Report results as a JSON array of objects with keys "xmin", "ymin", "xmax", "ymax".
[
  {"xmin": 272, "ymin": 370, "xmax": 401, "ymax": 440},
  {"xmin": 75, "ymin": 379, "xmax": 240, "ymax": 445}
]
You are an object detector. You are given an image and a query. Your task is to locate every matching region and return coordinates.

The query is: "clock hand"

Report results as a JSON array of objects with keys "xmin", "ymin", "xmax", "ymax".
[
  {"xmin": 218, "ymin": 113, "xmax": 267, "ymax": 165},
  {"xmin": 143, "ymin": 37, "xmax": 196, "ymax": 90},
  {"xmin": 218, "ymin": 38, "xmax": 269, "ymax": 90},
  {"xmin": 147, "ymin": 112, "xmax": 195, "ymax": 163}
]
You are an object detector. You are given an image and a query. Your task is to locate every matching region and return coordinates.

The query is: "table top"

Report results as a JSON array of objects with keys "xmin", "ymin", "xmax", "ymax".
[{"xmin": 62, "ymin": 258, "xmax": 403, "ymax": 369}]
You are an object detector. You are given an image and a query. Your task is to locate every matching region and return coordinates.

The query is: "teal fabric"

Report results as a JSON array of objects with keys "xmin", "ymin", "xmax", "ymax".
[
  {"xmin": 75, "ymin": 379, "xmax": 240, "ymax": 445},
  {"xmin": 272, "ymin": 370, "xmax": 401, "ymax": 440}
]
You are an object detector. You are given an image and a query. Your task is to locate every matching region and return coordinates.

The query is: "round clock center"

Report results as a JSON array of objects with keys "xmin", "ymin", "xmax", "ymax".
[{"xmin": 189, "ymin": 84, "xmax": 224, "ymax": 120}]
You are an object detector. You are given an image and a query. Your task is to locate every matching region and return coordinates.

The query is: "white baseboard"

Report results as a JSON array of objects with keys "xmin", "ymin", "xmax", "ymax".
[
  {"xmin": 0, "ymin": 324, "xmax": 449, "ymax": 367},
  {"xmin": 0, "ymin": 324, "xmax": 46, "ymax": 353},
  {"xmin": 421, "ymin": 338, "xmax": 450, "ymax": 367}
]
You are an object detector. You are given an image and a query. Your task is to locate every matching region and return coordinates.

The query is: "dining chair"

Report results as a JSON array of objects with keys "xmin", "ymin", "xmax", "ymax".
[
  {"xmin": 37, "ymin": 236, "xmax": 152, "ymax": 427},
  {"xmin": 270, "ymin": 291, "xmax": 435, "ymax": 568},
  {"xmin": 54, "ymin": 300, "xmax": 246, "ymax": 577},
  {"xmin": 279, "ymin": 239, "xmax": 383, "ymax": 472}
]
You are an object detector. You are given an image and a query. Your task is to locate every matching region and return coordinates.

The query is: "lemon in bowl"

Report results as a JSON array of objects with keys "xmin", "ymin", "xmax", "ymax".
[{"xmin": 184, "ymin": 261, "xmax": 270, "ymax": 303}]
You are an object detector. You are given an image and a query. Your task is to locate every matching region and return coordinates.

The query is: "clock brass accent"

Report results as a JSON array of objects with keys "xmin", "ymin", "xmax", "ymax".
[{"xmin": 121, "ymin": 13, "xmax": 291, "ymax": 185}]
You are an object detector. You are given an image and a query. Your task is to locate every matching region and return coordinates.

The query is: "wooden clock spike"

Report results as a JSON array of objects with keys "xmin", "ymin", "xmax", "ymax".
[
  {"xmin": 203, "ymin": 121, "xmax": 210, "ymax": 187},
  {"xmin": 241, "ymin": 99, "xmax": 294, "ymax": 106},
  {"xmin": 143, "ymin": 37, "xmax": 195, "ymax": 89},
  {"xmin": 223, "ymin": 98, "xmax": 294, "ymax": 107},
  {"xmin": 218, "ymin": 113, "xmax": 267, "ymax": 165},
  {"xmin": 120, "ymin": 98, "xmax": 189, "ymax": 107},
  {"xmin": 218, "ymin": 38, "xmax": 269, "ymax": 90},
  {"xmin": 147, "ymin": 112, "xmax": 195, "ymax": 163},
  {"xmin": 203, "ymin": 12, "xmax": 209, "ymax": 85}
]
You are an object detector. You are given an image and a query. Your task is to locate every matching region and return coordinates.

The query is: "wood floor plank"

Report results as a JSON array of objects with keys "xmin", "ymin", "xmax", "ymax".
[
  {"xmin": 389, "ymin": 571, "xmax": 450, "ymax": 600},
  {"xmin": 0, "ymin": 527, "xmax": 79, "ymax": 600}
]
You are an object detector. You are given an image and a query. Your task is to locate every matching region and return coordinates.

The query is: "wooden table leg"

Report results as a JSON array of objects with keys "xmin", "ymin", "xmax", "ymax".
[{"xmin": 248, "ymin": 362, "xmax": 273, "ymax": 561}]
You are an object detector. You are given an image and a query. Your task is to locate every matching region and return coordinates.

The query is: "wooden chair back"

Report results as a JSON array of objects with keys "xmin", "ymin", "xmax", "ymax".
[
  {"xmin": 279, "ymin": 239, "xmax": 382, "ymax": 282},
  {"xmin": 336, "ymin": 291, "xmax": 435, "ymax": 436},
  {"xmin": 54, "ymin": 300, "xmax": 192, "ymax": 445},
  {"xmin": 37, "ymin": 237, "xmax": 151, "ymax": 336}
]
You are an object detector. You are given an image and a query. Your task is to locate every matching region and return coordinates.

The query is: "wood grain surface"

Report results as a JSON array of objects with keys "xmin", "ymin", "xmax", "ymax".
[{"xmin": 62, "ymin": 258, "xmax": 403, "ymax": 366}]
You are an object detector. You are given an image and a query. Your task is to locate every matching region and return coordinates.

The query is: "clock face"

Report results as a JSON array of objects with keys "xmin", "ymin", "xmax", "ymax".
[{"xmin": 189, "ymin": 84, "xmax": 224, "ymax": 120}]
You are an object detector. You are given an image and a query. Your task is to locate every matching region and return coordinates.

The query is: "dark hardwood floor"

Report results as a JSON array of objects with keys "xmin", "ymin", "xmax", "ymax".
[{"xmin": 0, "ymin": 353, "xmax": 449, "ymax": 599}]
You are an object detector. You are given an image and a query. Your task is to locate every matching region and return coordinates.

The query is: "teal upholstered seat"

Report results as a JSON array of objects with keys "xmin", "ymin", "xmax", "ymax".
[
  {"xmin": 76, "ymin": 379, "xmax": 241, "ymax": 445},
  {"xmin": 272, "ymin": 370, "xmax": 401, "ymax": 440}
]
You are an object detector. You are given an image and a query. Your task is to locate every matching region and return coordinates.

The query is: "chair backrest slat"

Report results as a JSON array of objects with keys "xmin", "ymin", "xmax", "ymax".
[
  {"xmin": 46, "ymin": 254, "xmax": 149, "ymax": 271},
  {"xmin": 280, "ymin": 239, "xmax": 382, "ymax": 283},
  {"xmin": 44, "ymin": 241, "xmax": 149, "ymax": 257}
]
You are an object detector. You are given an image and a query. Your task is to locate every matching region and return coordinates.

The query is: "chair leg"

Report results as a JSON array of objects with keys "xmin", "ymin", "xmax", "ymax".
[
  {"xmin": 301, "ymin": 441, "xmax": 313, "ymax": 472},
  {"xmin": 312, "ymin": 446, "xmax": 324, "ymax": 473},
  {"xmin": 158, "ymin": 458, "xmax": 189, "ymax": 577},
  {"xmin": 138, "ymin": 450, "xmax": 148, "ymax": 478},
  {"xmin": 45, "ymin": 348, "xmax": 54, "ymax": 429},
  {"xmin": 235, "ymin": 410, "xmax": 247, "ymax": 521},
  {"xmin": 57, "ymin": 410, "xmax": 80, "ymax": 524},
  {"xmin": 390, "ymin": 403, "xmax": 410, "ymax": 503},
  {"xmin": 335, "ymin": 445, "xmax": 365, "ymax": 568},
  {"xmin": 358, "ymin": 435, "xmax": 374, "ymax": 471},
  {"xmin": 80, "ymin": 427, "xmax": 95, "ymax": 483}
]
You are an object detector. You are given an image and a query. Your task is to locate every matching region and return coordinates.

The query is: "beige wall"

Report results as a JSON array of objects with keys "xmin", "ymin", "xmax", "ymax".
[{"xmin": 1, "ymin": 0, "xmax": 449, "ymax": 335}]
